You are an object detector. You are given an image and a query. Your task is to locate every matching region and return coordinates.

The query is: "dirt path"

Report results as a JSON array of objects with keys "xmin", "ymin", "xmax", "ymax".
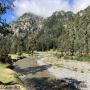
[{"xmin": 14, "ymin": 54, "xmax": 88, "ymax": 90}]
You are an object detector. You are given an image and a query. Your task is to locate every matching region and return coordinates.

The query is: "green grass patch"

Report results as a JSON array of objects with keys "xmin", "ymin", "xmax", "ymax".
[
  {"xmin": 76, "ymin": 55, "xmax": 90, "ymax": 62},
  {"xmin": 0, "ymin": 63, "xmax": 26, "ymax": 90},
  {"xmin": 64, "ymin": 55, "xmax": 76, "ymax": 60},
  {"xmin": 64, "ymin": 55, "xmax": 90, "ymax": 62},
  {"xmin": 0, "ymin": 63, "xmax": 9, "ymax": 68}
]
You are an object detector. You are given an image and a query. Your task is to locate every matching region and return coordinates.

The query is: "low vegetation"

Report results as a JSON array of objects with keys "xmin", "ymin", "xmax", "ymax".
[
  {"xmin": 0, "ymin": 63, "xmax": 26, "ymax": 90},
  {"xmin": 76, "ymin": 55, "xmax": 90, "ymax": 62}
]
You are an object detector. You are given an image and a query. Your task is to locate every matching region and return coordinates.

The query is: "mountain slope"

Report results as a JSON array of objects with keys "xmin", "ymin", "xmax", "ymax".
[
  {"xmin": 6, "ymin": 6, "xmax": 90, "ymax": 54},
  {"xmin": 10, "ymin": 13, "xmax": 44, "ymax": 36}
]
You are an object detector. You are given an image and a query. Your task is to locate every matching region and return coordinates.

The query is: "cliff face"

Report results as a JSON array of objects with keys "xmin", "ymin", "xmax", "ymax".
[{"xmin": 10, "ymin": 13, "xmax": 44, "ymax": 37}]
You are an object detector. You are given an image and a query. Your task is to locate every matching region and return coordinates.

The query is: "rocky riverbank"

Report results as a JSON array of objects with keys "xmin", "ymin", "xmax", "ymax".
[{"xmin": 14, "ymin": 54, "xmax": 89, "ymax": 90}]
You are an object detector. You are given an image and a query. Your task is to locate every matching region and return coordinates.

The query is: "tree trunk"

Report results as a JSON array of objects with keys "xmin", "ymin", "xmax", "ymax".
[{"xmin": 85, "ymin": 30, "xmax": 89, "ymax": 55}]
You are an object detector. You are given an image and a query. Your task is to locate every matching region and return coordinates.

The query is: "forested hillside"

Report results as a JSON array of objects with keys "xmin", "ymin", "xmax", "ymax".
[{"xmin": 1, "ymin": 6, "xmax": 90, "ymax": 56}]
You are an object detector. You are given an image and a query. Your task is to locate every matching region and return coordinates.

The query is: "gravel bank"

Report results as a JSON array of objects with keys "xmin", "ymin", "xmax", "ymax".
[{"xmin": 37, "ymin": 55, "xmax": 90, "ymax": 90}]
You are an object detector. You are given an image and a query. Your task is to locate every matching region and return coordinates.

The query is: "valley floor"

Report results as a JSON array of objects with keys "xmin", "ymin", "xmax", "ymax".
[{"xmin": 14, "ymin": 53, "xmax": 90, "ymax": 90}]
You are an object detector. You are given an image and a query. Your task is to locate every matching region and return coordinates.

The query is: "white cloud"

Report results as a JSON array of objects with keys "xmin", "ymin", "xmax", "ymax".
[
  {"xmin": 13, "ymin": 0, "xmax": 90, "ymax": 17},
  {"xmin": 72, "ymin": 0, "xmax": 90, "ymax": 13}
]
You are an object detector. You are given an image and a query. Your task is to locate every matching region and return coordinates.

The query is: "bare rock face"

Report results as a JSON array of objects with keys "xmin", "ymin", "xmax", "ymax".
[{"xmin": 10, "ymin": 13, "xmax": 44, "ymax": 37}]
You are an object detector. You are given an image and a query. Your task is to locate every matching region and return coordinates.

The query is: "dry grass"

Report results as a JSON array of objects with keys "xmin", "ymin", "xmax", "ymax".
[{"xmin": 43, "ymin": 57, "xmax": 59, "ymax": 64}]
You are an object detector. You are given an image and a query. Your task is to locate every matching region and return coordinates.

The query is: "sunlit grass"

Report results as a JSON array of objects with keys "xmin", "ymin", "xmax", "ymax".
[
  {"xmin": 0, "ymin": 63, "xmax": 26, "ymax": 90},
  {"xmin": 9, "ymin": 53, "xmax": 30, "ymax": 59},
  {"xmin": 0, "ymin": 63, "xmax": 9, "ymax": 68},
  {"xmin": 44, "ymin": 57, "xmax": 60, "ymax": 64}
]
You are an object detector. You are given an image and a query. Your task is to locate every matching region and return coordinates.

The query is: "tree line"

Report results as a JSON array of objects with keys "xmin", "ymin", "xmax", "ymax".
[{"xmin": 0, "ymin": 1, "xmax": 90, "ymax": 57}]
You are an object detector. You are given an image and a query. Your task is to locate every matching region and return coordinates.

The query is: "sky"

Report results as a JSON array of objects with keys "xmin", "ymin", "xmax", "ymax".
[{"xmin": 1, "ymin": 0, "xmax": 90, "ymax": 23}]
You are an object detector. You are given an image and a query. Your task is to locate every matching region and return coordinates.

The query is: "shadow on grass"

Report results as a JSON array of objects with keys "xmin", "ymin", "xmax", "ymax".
[
  {"xmin": 15, "ymin": 64, "xmax": 52, "ymax": 75},
  {"xmin": 25, "ymin": 77, "xmax": 87, "ymax": 90}
]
